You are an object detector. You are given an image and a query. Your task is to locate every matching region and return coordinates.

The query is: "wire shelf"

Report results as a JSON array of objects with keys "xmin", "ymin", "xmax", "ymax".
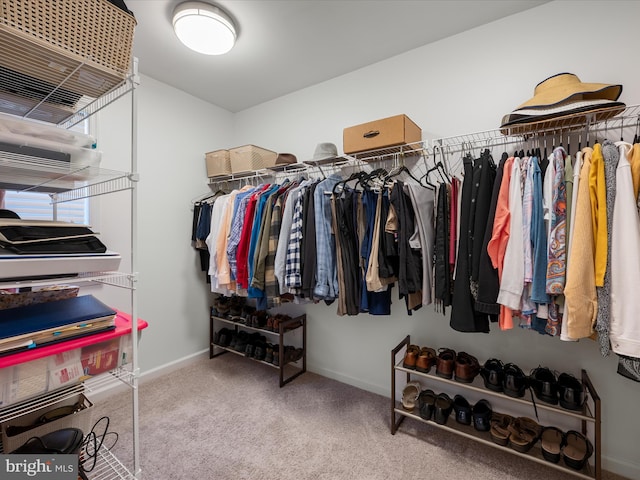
[
  {"xmin": 60, "ymin": 64, "xmax": 139, "ymax": 129},
  {"xmin": 83, "ymin": 366, "xmax": 136, "ymax": 392},
  {"xmin": 0, "ymin": 383, "xmax": 84, "ymax": 425},
  {"xmin": 83, "ymin": 447, "xmax": 137, "ymax": 480},
  {"xmin": 0, "ymin": 272, "xmax": 134, "ymax": 291},
  {"xmin": 0, "ymin": 150, "xmax": 133, "ymax": 196}
]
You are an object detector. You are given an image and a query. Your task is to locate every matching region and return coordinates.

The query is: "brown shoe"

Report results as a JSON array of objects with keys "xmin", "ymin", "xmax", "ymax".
[
  {"xmin": 454, "ymin": 351, "xmax": 481, "ymax": 383},
  {"xmin": 402, "ymin": 345, "xmax": 420, "ymax": 369},
  {"xmin": 416, "ymin": 347, "xmax": 437, "ymax": 373},
  {"xmin": 436, "ymin": 348, "xmax": 456, "ymax": 379}
]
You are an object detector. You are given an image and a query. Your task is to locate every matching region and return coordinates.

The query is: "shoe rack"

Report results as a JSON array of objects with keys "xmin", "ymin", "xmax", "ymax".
[
  {"xmin": 391, "ymin": 336, "xmax": 601, "ymax": 480},
  {"xmin": 210, "ymin": 313, "xmax": 307, "ymax": 387}
]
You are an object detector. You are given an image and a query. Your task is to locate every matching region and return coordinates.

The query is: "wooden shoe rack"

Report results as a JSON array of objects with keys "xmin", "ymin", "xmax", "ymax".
[
  {"xmin": 390, "ymin": 336, "xmax": 601, "ymax": 479},
  {"xmin": 210, "ymin": 313, "xmax": 306, "ymax": 387}
]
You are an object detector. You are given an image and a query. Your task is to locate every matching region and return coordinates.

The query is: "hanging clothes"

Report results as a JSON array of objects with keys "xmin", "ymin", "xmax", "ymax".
[
  {"xmin": 207, "ymin": 194, "xmax": 232, "ymax": 294},
  {"xmin": 299, "ymin": 182, "xmax": 319, "ymax": 299},
  {"xmin": 564, "ymin": 147, "xmax": 597, "ymax": 339},
  {"xmin": 469, "ymin": 150, "xmax": 497, "ymax": 306},
  {"xmin": 389, "ymin": 180, "xmax": 422, "ymax": 313},
  {"xmin": 545, "ymin": 147, "xmax": 567, "ymax": 296},
  {"xmin": 610, "ymin": 141, "xmax": 640, "ymax": 359},
  {"xmin": 359, "ymin": 189, "xmax": 391, "ymax": 315},
  {"xmin": 434, "ymin": 182, "xmax": 451, "ymax": 309},
  {"xmin": 560, "ymin": 151, "xmax": 582, "ymax": 342},
  {"xmin": 487, "ymin": 157, "xmax": 515, "ymax": 331},
  {"xmin": 313, "ymin": 175, "xmax": 341, "ymax": 302},
  {"xmin": 496, "ymin": 156, "xmax": 524, "ymax": 323},
  {"xmin": 476, "ymin": 153, "xmax": 507, "ymax": 317},
  {"xmin": 405, "ymin": 183, "xmax": 435, "ymax": 306},
  {"xmin": 450, "ymin": 155, "xmax": 492, "ymax": 333}
]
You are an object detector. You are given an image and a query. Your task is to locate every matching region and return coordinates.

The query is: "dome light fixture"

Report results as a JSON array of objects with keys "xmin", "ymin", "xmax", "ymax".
[{"xmin": 172, "ymin": 1, "xmax": 237, "ymax": 55}]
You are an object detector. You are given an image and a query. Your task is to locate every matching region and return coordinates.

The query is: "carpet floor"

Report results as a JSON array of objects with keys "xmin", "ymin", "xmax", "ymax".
[{"xmin": 94, "ymin": 354, "xmax": 627, "ymax": 480}]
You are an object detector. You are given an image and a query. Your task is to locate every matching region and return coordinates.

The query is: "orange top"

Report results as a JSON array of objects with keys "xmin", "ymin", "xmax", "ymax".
[{"xmin": 487, "ymin": 157, "xmax": 515, "ymax": 330}]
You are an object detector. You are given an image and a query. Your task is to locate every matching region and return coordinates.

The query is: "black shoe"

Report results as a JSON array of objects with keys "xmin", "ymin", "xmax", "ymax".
[
  {"xmin": 433, "ymin": 393, "xmax": 453, "ymax": 425},
  {"xmin": 480, "ymin": 358, "xmax": 505, "ymax": 392},
  {"xmin": 503, "ymin": 363, "xmax": 528, "ymax": 398},
  {"xmin": 557, "ymin": 373, "xmax": 585, "ymax": 411},
  {"xmin": 453, "ymin": 394, "xmax": 472, "ymax": 425},
  {"xmin": 530, "ymin": 366, "xmax": 559, "ymax": 405},
  {"xmin": 418, "ymin": 389, "xmax": 436, "ymax": 421},
  {"xmin": 11, "ymin": 428, "xmax": 84, "ymax": 454},
  {"xmin": 254, "ymin": 341, "xmax": 267, "ymax": 361},
  {"xmin": 264, "ymin": 343, "xmax": 275, "ymax": 364},
  {"xmin": 472, "ymin": 399, "xmax": 492, "ymax": 432},
  {"xmin": 234, "ymin": 331, "xmax": 249, "ymax": 352}
]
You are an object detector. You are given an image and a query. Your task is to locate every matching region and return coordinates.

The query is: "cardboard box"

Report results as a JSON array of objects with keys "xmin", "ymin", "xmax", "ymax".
[
  {"xmin": 229, "ymin": 145, "xmax": 277, "ymax": 173},
  {"xmin": 343, "ymin": 114, "xmax": 422, "ymax": 155},
  {"xmin": 205, "ymin": 150, "xmax": 231, "ymax": 178},
  {"xmin": 1, "ymin": 393, "xmax": 93, "ymax": 453}
]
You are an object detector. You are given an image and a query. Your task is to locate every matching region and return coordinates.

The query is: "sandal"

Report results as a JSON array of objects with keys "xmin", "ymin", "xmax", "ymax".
[
  {"xmin": 489, "ymin": 412, "xmax": 514, "ymax": 446},
  {"xmin": 508, "ymin": 417, "xmax": 542, "ymax": 453},
  {"xmin": 401, "ymin": 381, "xmax": 422, "ymax": 411},
  {"xmin": 541, "ymin": 426, "xmax": 566, "ymax": 464},
  {"xmin": 562, "ymin": 430, "xmax": 593, "ymax": 470}
]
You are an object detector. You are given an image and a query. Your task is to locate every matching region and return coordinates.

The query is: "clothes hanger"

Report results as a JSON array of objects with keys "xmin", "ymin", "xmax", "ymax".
[
  {"xmin": 419, "ymin": 148, "xmax": 445, "ymax": 188},
  {"xmin": 332, "ymin": 171, "xmax": 366, "ymax": 195},
  {"xmin": 384, "ymin": 164, "xmax": 424, "ymax": 186}
]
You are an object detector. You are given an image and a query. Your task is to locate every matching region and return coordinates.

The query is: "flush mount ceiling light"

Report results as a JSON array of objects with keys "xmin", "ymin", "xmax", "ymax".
[{"xmin": 172, "ymin": 1, "xmax": 237, "ymax": 55}]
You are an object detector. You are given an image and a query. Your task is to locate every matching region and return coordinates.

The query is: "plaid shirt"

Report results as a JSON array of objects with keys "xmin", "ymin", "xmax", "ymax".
[{"xmin": 285, "ymin": 187, "xmax": 306, "ymax": 289}]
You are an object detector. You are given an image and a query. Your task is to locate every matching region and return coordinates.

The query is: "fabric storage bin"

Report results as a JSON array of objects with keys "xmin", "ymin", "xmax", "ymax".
[
  {"xmin": 343, "ymin": 114, "xmax": 422, "ymax": 155},
  {"xmin": 205, "ymin": 149, "xmax": 231, "ymax": 178},
  {"xmin": 1, "ymin": 392, "xmax": 93, "ymax": 453},
  {"xmin": 0, "ymin": 0, "xmax": 136, "ymax": 120},
  {"xmin": 229, "ymin": 145, "xmax": 278, "ymax": 173}
]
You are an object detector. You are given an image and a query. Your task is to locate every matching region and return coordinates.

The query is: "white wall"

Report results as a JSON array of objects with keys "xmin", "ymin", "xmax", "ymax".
[
  {"xmin": 230, "ymin": 1, "xmax": 640, "ymax": 477},
  {"xmin": 93, "ymin": 0, "xmax": 639, "ymax": 477},
  {"xmin": 96, "ymin": 74, "xmax": 234, "ymax": 372}
]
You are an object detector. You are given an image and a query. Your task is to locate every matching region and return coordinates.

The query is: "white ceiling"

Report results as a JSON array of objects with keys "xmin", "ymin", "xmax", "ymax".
[{"xmin": 126, "ymin": 0, "xmax": 549, "ymax": 113}]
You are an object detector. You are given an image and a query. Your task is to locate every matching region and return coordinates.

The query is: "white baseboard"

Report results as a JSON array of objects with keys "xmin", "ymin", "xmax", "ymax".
[
  {"xmin": 138, "ymin": 349, "xmax": 209, "ymax": 384},
  {"xmin": 309, "ymin": 365, "xmax": 388, "ymax": 398},
  {"xmin": 602, "ymin": 455, "xmax": 640, "ymax": 480},
  {"xmin": 88, "ymin": 349, "xmax": 209, "ymax": 403}
]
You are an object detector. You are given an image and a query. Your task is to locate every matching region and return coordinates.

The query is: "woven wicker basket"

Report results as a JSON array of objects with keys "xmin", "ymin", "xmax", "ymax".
[
  {"xmin": 1, "ymin": 0, "xmax": 135, "ymax": 76},
  {"xmin": 0, "ymin": 0, "xmax": 136, "ymax": 119},
  {"xmin": 229, "ymin": 145, "xmax": 278, "ymax": 173},
  {"xmin": 205, "ymin": 149, "xmax": 232, "ymax": 178}
]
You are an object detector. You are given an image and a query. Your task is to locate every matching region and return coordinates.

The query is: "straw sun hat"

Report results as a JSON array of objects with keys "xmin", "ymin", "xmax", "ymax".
[{"xmin": 500, "ymin": 73, "xmax": 624, "ymax": 130}]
